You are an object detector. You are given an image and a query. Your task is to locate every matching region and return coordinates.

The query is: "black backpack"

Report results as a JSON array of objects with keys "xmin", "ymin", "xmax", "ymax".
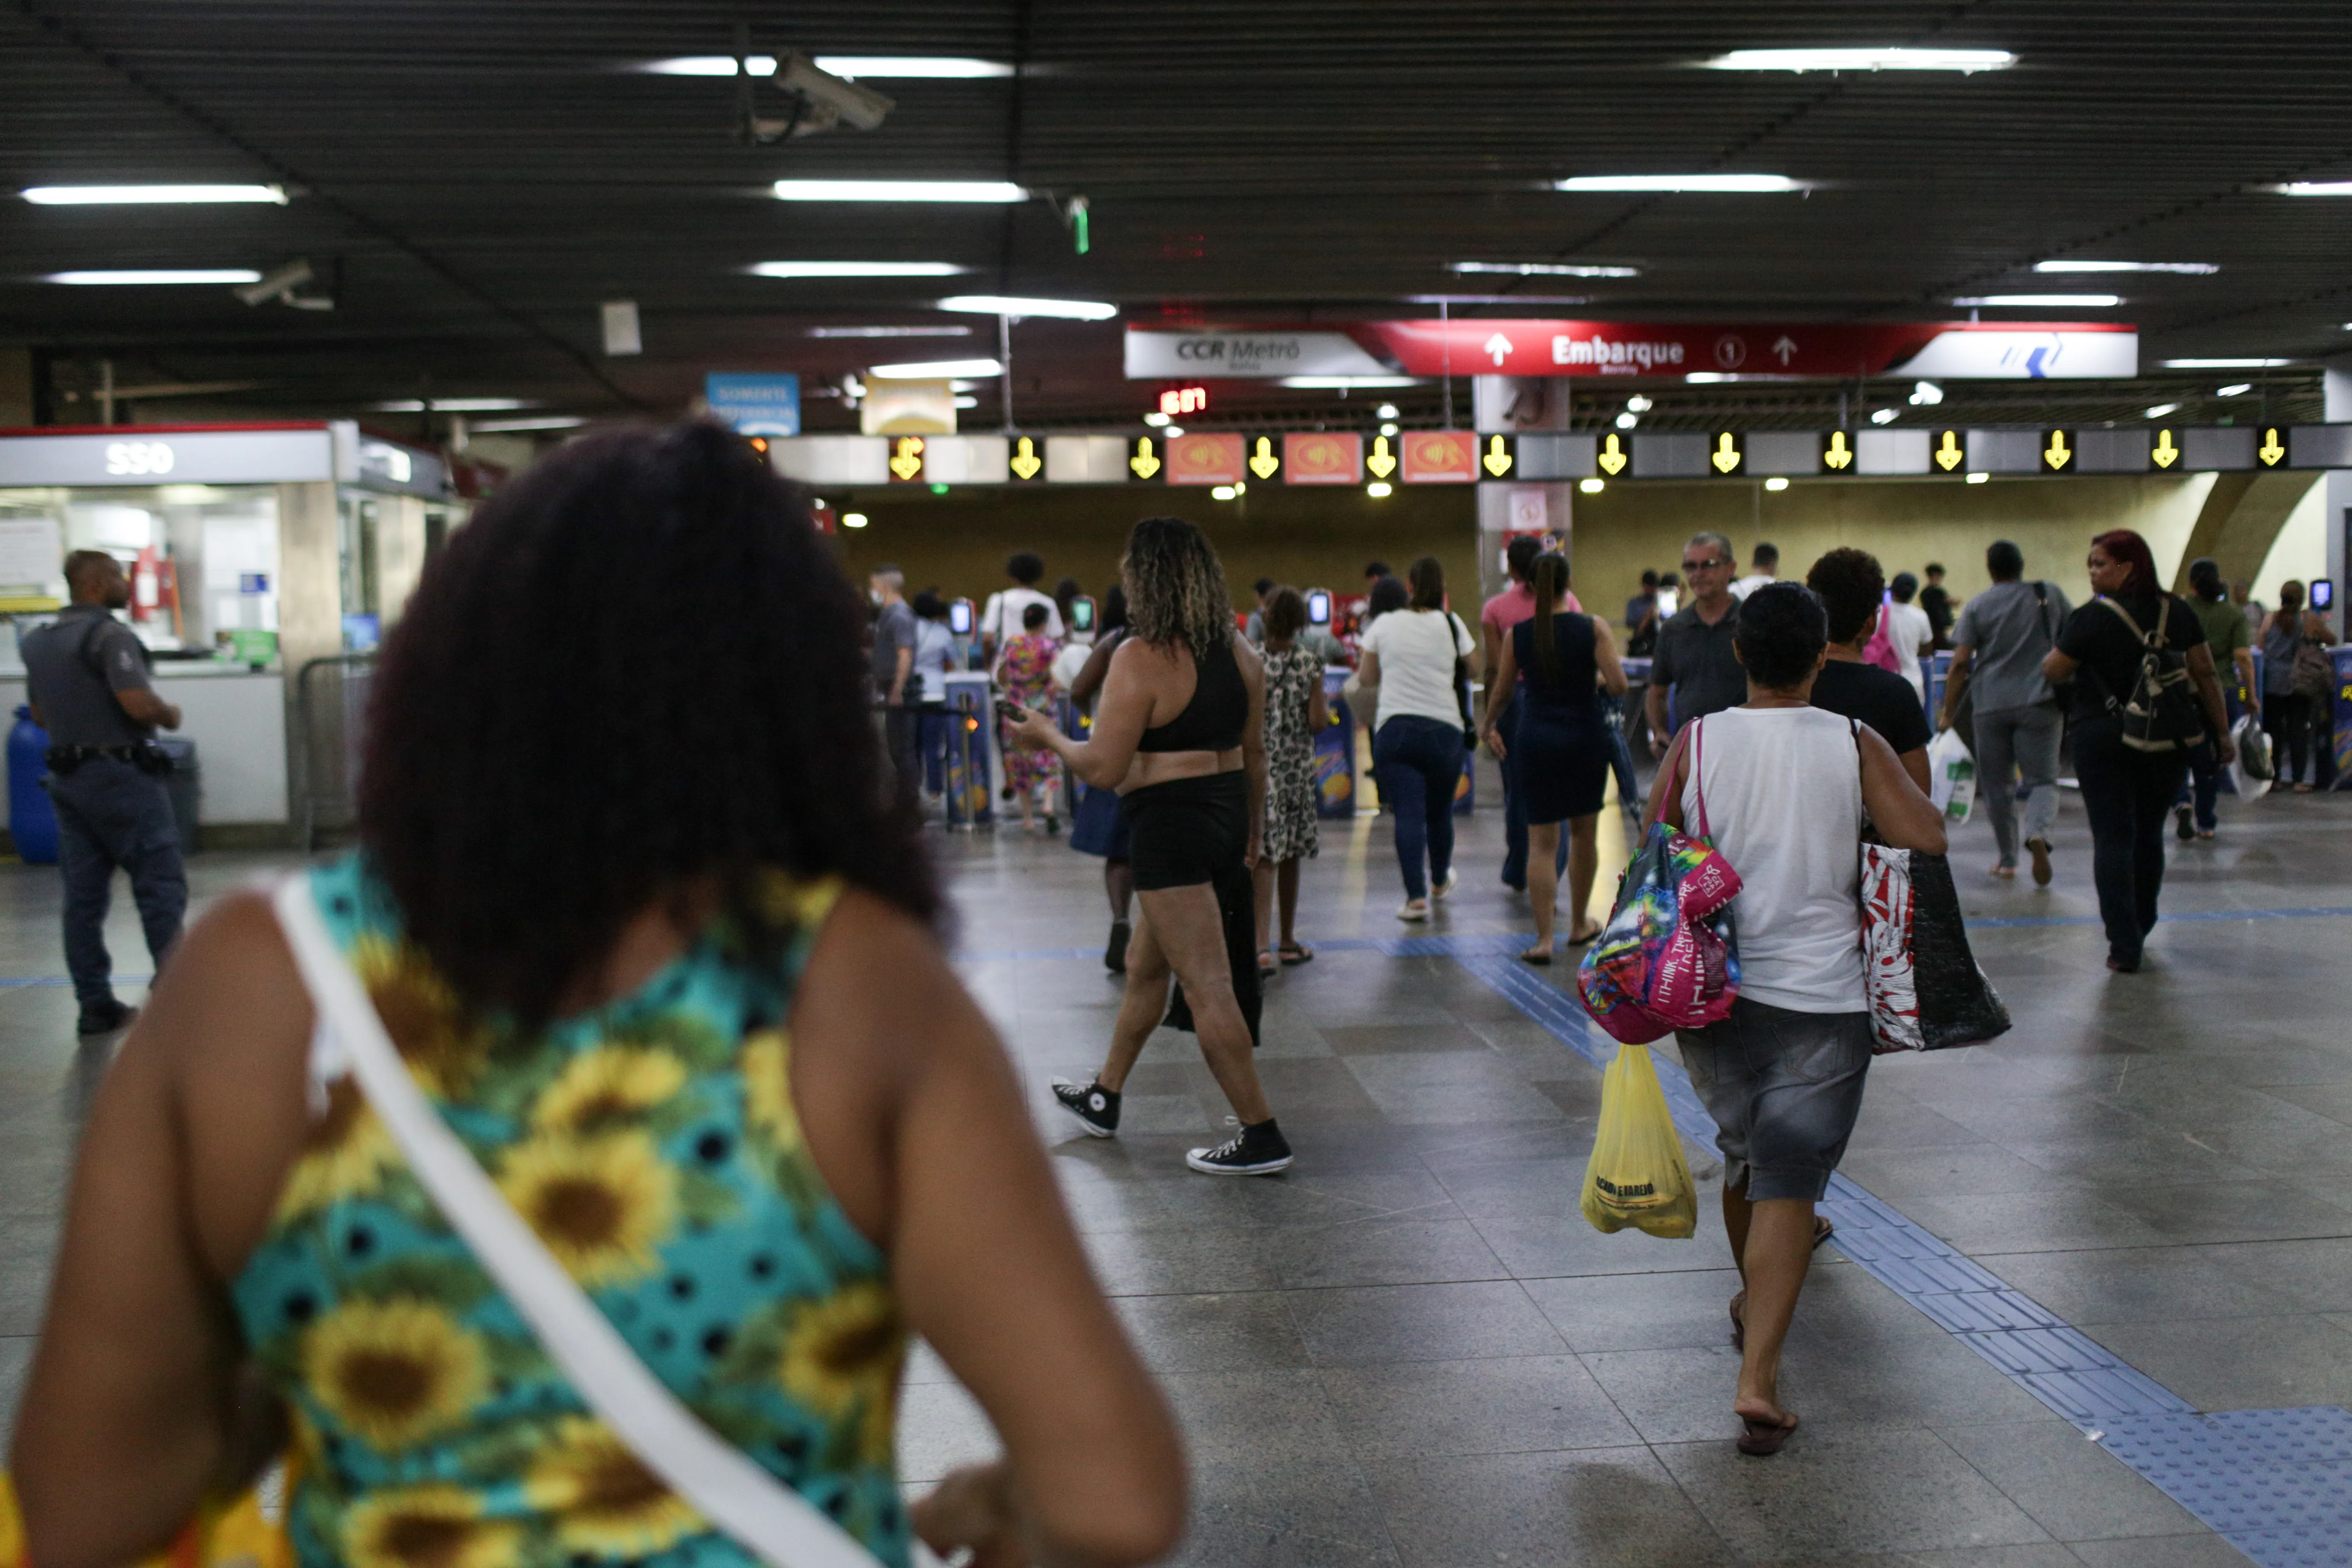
[{"xmin": 2097, "ymin": 595, "xmax": 2204, "ymax": 754}]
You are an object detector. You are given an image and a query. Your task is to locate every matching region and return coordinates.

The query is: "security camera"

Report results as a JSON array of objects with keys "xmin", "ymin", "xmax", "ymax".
[
  {"xmin": 776, "ymin": 53, "xmax": 894, "ymax": 132},
  {"xmin": 235, "ymin": 258, "xmax": 314, "ymax": 307}
]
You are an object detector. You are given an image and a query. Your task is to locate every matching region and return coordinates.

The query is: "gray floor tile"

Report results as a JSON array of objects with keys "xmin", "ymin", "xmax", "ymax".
[
  {"xmin": 1082, "ymin": 1225, "xmax": 1286, "ymax": 1296},
  {"xmin": 1934, "ymin": 1419, "xmax": 2205, "ymax": 1541},
  {"xmin": 1761, "ymin": 1549, "xmax": 2085, "ymax": 1568},
  {"xmin": 2065, "ymin": 1536, "xmax": 2250, "ymax": 1568},
  {"xmin": 2079, "ymin": 1177, "xmax": 2352, "ymax": 1245},
  {"xmin": 1156, "ymin": 1367, "xmax": 1358, "ymax": 1466},
  {"xmin": 1169, "ymin": 1457, "xmax": 1404, "ymax": 1568},
  {"xmin": 1475, "ymin": 1213, "xmax": 1739, "ymax": 1279},
  {"xmin": 1267, "ymin": 1218, "xmax": 1509, "ymax": 1289},
  {"xmin": 1655, "ymin": 1424, "xmax": 2055, "ymax": 1559},
  {"xmin": 1980, "ymin": 1245, "xmax": 2305, "ymax": 1326},
  {"xmin": 1317, "ymin": 1354, "xmax": 1641, "ymax": 1459},
  {"xmin": 2196, "ymin": 1237, "xmax": 2352, "ymax": 1310},
  {"xmin": 1319, "ymin": 1022, "xmax": 1494, "ymax": 1055},
  {"xmin": 1286, "ymin": 1279, "xmax": 1567, "ymax": 1365},
  {"xmin": 1896, "ymin": 1190, "xmax": 2171, "ymax": 1254},
  {"xmin": 2088, "ymin": 1313, "xmax": 2352, "ymax": 1409},
  {"xmin": 1367, "ymin": 1447, "xmax": 1735, "ymax": 1568},
  {"xmin": 1115, "ymin": 1290, "xmax": 1312, "ymax": 1374},
  {"xmin": 1523, "ymin": 1266, "xmax": 1748, "ymax": 1353}
]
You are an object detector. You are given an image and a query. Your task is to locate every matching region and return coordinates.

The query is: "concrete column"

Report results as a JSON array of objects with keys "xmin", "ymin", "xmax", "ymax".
[{"xmin": 1476, "ymin": 482, "xmax": 1575, "ymax": 602}]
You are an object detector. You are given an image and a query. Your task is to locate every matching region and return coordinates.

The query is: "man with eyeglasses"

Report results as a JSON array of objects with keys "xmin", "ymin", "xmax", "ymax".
[{"xmin": 1645, "ymin": 531, "xmax": 1750, "ymax": 759}]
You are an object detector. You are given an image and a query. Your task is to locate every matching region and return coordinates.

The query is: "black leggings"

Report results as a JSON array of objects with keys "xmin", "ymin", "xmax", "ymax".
[
  {"xmin": 2072, "ymin": 720, "xmax": 2188, "ymax": 967},
  {"xmin": 2263, "ymin": 692, "xmax": 2312, "ymax": 785}
]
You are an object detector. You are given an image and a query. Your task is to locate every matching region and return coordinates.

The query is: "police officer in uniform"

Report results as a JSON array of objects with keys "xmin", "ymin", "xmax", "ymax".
[{"xmin": 22, "ymin": 550, "xmax": 187, "ymax": 1034}]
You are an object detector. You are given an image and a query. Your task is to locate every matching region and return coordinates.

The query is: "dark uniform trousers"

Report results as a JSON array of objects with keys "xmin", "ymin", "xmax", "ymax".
[{"xmin": 46, "ymin": 757, "xmax": 186, "ymax": 1009}]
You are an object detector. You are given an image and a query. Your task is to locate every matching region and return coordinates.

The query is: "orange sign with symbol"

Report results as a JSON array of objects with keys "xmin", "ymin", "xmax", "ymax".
[
  {"xmin": 1401, "ymin": 429, "xmax": 1477, "ymax": 484},
  {"xmin": 1283, "ymin": 432, "xmax": 1362, "ymax": 484},
  {"xmin": 1164, "ymin": 432, "xmax": 1245, "ymax": 486}
]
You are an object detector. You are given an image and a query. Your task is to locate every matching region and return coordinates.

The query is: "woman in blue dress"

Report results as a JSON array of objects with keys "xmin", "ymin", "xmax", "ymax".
[{"xmin": 1480, "ymin": 553, "xmax": 1630, "ymax": 963}]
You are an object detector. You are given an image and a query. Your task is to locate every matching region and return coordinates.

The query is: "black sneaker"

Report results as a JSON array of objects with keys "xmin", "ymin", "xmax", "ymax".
[
  {"xmin": 1051, "ymin": 1078, "xmax": 1120, "ymax": 1137},
  {"xmin": 76, "ymin": 1000, "xmax": 135, "ymax": 1036},
  {"xmin": 1104, "ymin": 919, "xmax": 1130, "ymax": 974},
  {"xmin": 1186, "ymin": 1118, "xmax": 1292, "ymax": 1176},
  {"xmin": 2175, "ymin": 805, "xmax": 2194, "ymax": 841}
]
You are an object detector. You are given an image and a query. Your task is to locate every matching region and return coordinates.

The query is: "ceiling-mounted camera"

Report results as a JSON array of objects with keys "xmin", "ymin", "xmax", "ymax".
[{"xmin": 740, "ymin": 52, "xmax": 895, "ymax": 144}]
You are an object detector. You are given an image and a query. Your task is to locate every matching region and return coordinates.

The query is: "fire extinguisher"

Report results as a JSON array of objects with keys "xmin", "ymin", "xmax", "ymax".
[{"xmin": 131, "ymin": 545, "xmax": 161, "ymax": 623}]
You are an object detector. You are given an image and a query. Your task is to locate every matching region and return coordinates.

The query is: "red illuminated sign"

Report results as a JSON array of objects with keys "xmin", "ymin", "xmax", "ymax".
[{"xmin": 1159, "ymin": 385, "xmax": 1209, "ymax": 417}]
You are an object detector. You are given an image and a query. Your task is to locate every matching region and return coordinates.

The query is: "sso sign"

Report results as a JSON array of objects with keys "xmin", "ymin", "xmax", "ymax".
[{"xmin": 705, "ymin": 373, "xmax": 802, "ymax": 437}]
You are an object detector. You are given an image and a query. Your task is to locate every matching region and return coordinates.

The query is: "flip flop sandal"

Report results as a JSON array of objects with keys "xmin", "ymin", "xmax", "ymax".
[
  {"xmin": 1257, "ymin": 951, "xmax": 1278, "ymax": 975},
  {"xmin": 1568, "ymin": 923, "xmax": 1604, "ymax": 946},
  {"xmin": 1736, "ymin": 1412, "xmax": 1799, "ymax": 1457},
  {"xmin": 1518, "ymin": 947, "xmax": 1553, "ymax": 966},
  {"xmin": 1729, "ymin": 1292, "xmax": 1746, "ymax": 1352},
  {"xmin": 1279, "ymin": 943, "xmax": 1315, "ymax": 966},
  {"xmin": 1814, "ymin": 1217, "xmax": 1835, "ymax": 1251}
]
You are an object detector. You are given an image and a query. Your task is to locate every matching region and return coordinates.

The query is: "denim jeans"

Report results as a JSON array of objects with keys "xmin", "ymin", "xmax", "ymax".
[
  {"xmin": 46, "ymin": 758, "xmax": 186, "ymax": 1010},
  {"xmin": 1373, "ymin": 715, "xmax": 1465, "ymax": 901}
]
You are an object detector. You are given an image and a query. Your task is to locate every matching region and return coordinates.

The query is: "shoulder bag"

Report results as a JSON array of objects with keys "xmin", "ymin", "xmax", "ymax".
[
  {"xmin": 270, "ymin": 877, "xmax": 939, "ymax": 1568},
  {"xmin": 2031, "ymin": 581, "xmax": 2073, "ymax": 715},
  {"xmin": 2292, "ymin": 624, "xmax": 2336, "ymax": 705},
  {"xmin": 2096, "ymin": 595, "xmax": 2205, "ymax": 753}
]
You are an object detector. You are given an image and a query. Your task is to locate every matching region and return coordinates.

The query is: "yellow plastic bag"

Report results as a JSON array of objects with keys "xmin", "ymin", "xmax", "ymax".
[
  {"xmin": 1580, "ymin": 1043, "xmax": 1698, "ymax": 1239},
  {"xmin": 0, "ymin": 1457, "xmax": 297, "ymax": 1568}
]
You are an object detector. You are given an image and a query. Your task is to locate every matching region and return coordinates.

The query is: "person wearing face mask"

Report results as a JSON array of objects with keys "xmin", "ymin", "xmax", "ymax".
[{"xmin": 2042, "ymin": 530, "xmax": 2235, "ymax": 973}]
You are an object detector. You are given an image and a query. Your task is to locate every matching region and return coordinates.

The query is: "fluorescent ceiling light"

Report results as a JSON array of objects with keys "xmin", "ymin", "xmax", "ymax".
[
  {"xmin": 937, "ymin": 294, "xmax": 1116, "ymax": 320},
  {"xmin": 46, "ymin": 268, "xmax": 262, "ymax": 285},
  {"xmin": 1624, "ymin": 395, "xmax": 1653, "ymax": 412},
  {"xmin": 1375, "ymin": 403, "xmax": 1400, "ymax": 419},
  {"xmin": 1763, "ymin": 476, "xmax": 1790, "ymax": 491},
  {"xmin": 2034, "ymin": 260, "xmax": 2216, "ymax": 275},
  {"xmin": 1579, "ymin": 478, "xmax": 1605, "ymax": 494},
  {"xmin": 1143, "ymin": 411, "xmax": 1171, "ymax": 427},
  {"xmin": 1278, "ymin": 376, "xmax": 1423, "ymax": 389},
  {"xmin": 1908, "ymin": 380, "xmax": 1944, "ymax": 405},
  {"xmin": 1556, "ymin": 174, "xmax": 1807, "ymax": 193},
  {"xmin": 805, "ymin": 324, "xmax": 972, "ymax": 338},
  {"xmin": 773, "ymin": 179, "xmax": 1026, "ymax": 203},
  {"xmin": 2216, "ymin": 383, "xmax": 2253, "ymax": 397},
  {"xmin": 1870, "ymin": 408, "xmax": 1900, "ymax": 424},
  {"xmin": 373, "ymin": 397, "xmax": 529, "ymax": 412},
  {"xmin": 1703, "ymin": 47, "xmax": 2014, "ymax": 73},
  {"xmin": 1950, "ymin": 294, "xmax": 2121, "ymax": 307},
  {"xmin": 952, "ymin": 395, "xmax": 978, "ymax": 408},
  {"xmin": 2162, "ymin": 357, "xmax": 2292, "ymax": 368},
  {"xmin": 867, "ymin": 358, "xmax": 1001, "ymax": 379},
  {"xmin": 2273, "ymin": 182, "xmax": 2352, "ymax": 196},
  {"xmin": 1449, "ymin": 261, "xmax": 1641, "ymax": 278},
  {"xmin": 643, "ymin": 55, "xmax": 1008, "ymax": 79},
  {"xmin": 2143, "ymin": 403, "xmax": 2180, "ymax": 419},
  {"xmin": 1615, "ymin": 412, "xmax": 1639, "ymax": 429},
  {"xmin": 1966, "ymin": 472, "xmax": 1990, "ymax": 484},
  {"xmin": 470, "ymin": 415, "xmax": 588, "ymax": 433},
  {"xmin": 23, "ymin": 184, "xmax": 287, "ymax": 205},
  {"xmin": 750, "ymin": 261, "xmax": 968, "ymax": 279}
]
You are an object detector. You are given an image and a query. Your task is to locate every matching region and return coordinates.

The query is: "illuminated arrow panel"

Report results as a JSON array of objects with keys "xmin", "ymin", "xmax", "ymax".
[{"xmin": 1709, "ymin": 431, "xmax": 1744, "ymax": 475}]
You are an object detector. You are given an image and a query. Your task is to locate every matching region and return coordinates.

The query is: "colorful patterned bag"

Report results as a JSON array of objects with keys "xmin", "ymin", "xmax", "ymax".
[{"xmin": 1577, "ymin": 717, "xmax": 1742, "ymax": 1044}]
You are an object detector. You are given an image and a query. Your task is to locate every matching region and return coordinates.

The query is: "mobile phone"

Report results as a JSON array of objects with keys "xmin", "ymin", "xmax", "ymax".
[{"xmin": 995, "ymin": 697, "xmax": 1027, "ymax": 722}]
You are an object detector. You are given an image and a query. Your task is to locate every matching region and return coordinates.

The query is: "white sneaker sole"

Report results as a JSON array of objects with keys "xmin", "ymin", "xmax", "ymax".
[
  {"xmin": 1431, "ymin": 873, "xmax": 1459, "ymax": 901},
  {"xmin": 1050, "ymin": 1079, "xmax": 1118, "ymax": 1138},
  {"xmin": 1396, "ymin": 903, "xmax": 1429, "ymax": 922},
  {"xmin": 1185, "ymin": 1149, "xmax": 1294, "ymax": 1175}
]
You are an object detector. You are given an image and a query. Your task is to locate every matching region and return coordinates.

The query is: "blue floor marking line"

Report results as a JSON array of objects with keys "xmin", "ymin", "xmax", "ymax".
[{"xmin": 1446, "ymin": 937, "xmax": 2344, "ymax": 1568}]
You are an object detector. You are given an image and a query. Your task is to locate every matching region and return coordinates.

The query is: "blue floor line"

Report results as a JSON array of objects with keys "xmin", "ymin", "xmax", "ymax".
[{"xmin": 1444, "ymin": 939, "xmax": 2348, "ymax": 1568}]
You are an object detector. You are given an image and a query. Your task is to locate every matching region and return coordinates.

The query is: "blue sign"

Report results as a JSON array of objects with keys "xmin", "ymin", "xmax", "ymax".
[
  {"xmin": 239, "ymin": 572, "xmax": 270, "ymax": 594},
  {"xmin": 705, "ymin": 373, "xmax": 802, "ymax": 437}
]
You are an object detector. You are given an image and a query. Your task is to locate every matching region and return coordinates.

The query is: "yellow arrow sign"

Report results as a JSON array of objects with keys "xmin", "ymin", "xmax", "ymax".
[
  {"xmin": 1482, "ymin": 435, "xmax": 1513, "ymax": 477},
  {"xmin": 2258, "ymin": 427, "xmax": 2286, "ymax": 466},
  {"xmin": 889, "ymin": 436, "xmax": 925, "ymax": 481},
  {"xmin": 1597, "ymin": 433, "xmax": 1627, "ymax": 476},
  {"xmin": 1130, "ymin": 437, "xmax": 1160, "ymax": 479},
  {"xmin": 1248, "ymin": 436, "xmax": 1280, "ymax": 480},
  {"xmin": 1009, "ymin": 435, "xmax": 1042, "ymax": 480},
  {"xmin": 2044, "ymin": 430, "xmax": 2072, "ymax": 470},
  {"xmin": 1823, "ymin": 431, "xmax": 1853, "ymax": 471},
  {"xmin": 1366, "ymin": 435, "xmax": 1397, "ymax": 479},
  {"xmin": 1935, "ymin": 430, "xmax": 1963, "ymax": 471},
  {"xmin": 2151, "ymin": 429, "xmax": 2179, "ymax": 470},
  {"xmin": 1710, "ymin": 433, "xmax": 1741, "ymax": 474}
]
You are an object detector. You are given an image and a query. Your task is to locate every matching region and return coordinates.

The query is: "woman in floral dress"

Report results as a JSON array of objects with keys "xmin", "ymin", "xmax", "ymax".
[
  {"xmin": 995, "ymin": 601, "xmax": 1063, "ymax": 831},
  {"xmin": 1255, "ymin": 586, "xmax": 1327, "ymax": 969}
]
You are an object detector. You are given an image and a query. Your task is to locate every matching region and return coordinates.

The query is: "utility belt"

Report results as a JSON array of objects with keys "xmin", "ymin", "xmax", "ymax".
[{"xmin": 47, "ymin": 743, "xmax": 173, "ymax": 778}]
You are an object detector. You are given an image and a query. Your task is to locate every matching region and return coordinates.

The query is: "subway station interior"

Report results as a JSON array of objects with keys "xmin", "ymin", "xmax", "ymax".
[{"xmin": 3, "ymin": 6, "xmax": 2352, "ymax": 1568}]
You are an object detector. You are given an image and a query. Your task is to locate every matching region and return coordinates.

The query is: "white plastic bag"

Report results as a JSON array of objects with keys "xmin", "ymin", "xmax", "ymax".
[
  {"xmin": 2229, "ymin": 714, "xmax": 2272, "ymax": 799},
  {"xmin": 1927, "ymin": 728, "xmax": 1976, "ymax": 823}
]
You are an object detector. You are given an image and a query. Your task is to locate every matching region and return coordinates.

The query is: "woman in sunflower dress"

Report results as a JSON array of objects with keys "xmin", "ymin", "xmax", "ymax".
[
  {"xmin": 1254, "ymin": 586, "xmax": 1327, "ymax": 970},
  {"xmin": 995, "ymin": 601, "xmax": 1062, "ymax": 832},
  {"xmin": 12, "ymin": 425, "xmax": 1184, "ymax": 1568}
]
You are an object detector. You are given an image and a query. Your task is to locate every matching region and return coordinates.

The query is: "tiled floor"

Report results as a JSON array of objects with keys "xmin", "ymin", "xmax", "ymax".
[{"xmin": 1, "ymin": 771, "xmax": 2346, "ymax": 1565}]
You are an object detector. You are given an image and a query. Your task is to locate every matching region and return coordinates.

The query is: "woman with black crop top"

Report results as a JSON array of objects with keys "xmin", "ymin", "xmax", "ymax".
[{"xmin": 1005, "ymin": 517, "xmax": 1292, "ymax": 1176}]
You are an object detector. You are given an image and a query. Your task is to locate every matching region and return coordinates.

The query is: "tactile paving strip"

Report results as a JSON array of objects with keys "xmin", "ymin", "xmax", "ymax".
[{"xmin": 1449, "ymin": 942, "xmax": 2348, "ymax": 1568}]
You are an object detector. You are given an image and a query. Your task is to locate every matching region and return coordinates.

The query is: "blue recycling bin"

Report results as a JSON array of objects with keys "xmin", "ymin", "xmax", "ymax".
[{"xmin": 8, "ymin": 706, "xmax": 58, "ymax": 864}]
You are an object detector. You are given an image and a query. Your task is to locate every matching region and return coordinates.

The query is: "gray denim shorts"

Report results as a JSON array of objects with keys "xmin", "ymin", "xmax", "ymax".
[{"xmin": 1675, "ymin": 998, "xmax": 1873, "ymax": 1202}]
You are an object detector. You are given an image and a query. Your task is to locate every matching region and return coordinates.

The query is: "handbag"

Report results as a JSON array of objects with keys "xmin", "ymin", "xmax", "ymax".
[
  {"xmin": 1848, "ymin": 722, "xmax": 2011, "ymax": 1053},
  {"xmin": 2292, "ymin": 633, "xmax": 2334, "ymax": 704},
  {"xmin": 270, "ymin": 877, "xmax": 940, "ymax": 1568},
  {"xmin": 1576, "ymin": 716, "xmax": 1742, "ymax": 1043}
]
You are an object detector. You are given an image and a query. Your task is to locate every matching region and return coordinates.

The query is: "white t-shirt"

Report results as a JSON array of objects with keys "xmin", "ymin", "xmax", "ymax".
[
  {"xmin": 981, "ymin": 587, "xmax": 1063, "ymax": 644},
  {"xmin": 1359, "ymin": 608, "xmax": 1473, "ymax": 730},
  {"xmin": 1731, "ymin": 573, "xmax": 1776, "ymax": 600},
  {"xmin": 911, "ymin": 618, "xmax": 957, "ymax": 703},
  {"xmin": 1884, "ymin": 601, "xmax": 1932, "ymax": 700},
  {"xmin": 1680, "ymin": 706, "xmax": 1865, "ymax": 1013}
]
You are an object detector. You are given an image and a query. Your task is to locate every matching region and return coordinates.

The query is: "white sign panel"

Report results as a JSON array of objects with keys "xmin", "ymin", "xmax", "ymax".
[
  {"xmin": 0, "ymin": 429, "xmax": 335, "ymax": 487},
  {"xmin": 0, "ymin": 515, "xmax": 63, "ymax": 587},
  {"xmin": 1124, "ymin": 329, "xmax": 1395, "ymax": 380},
  {"xmin": 1888, "ymin": 330, "xmax": 2138, "ymax": 380}
]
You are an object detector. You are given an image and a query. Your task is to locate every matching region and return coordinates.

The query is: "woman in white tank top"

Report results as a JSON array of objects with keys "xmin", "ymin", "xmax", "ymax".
[{"xmin": 1646, "ymin": 583, "xmax": 1947, "ymax": 1457}]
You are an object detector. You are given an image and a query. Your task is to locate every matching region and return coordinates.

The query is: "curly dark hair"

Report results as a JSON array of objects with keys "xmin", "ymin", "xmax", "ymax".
[
  {"xmin": 1733, "ymin": 581, "xmax": 1829, "ymax": 690},
  {"xmin": 1123, "ymin": 515, "xmax": 1235, "ymax": 654},
  {"xmin": 1262, "ymin": 584, "xmax": 1308, "ymax": 642},
  {"xmin": 1805, "ymin": 547, "xmax": 1886, "ymax": 646},
  {"xmin": 358, "ymin": 420, "xmax": 941, "ymax": 1027}
]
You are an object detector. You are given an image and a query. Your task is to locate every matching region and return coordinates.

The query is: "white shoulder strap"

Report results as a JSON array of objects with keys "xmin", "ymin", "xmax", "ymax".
[{"xmin": 270, "ymin": 876, "xmax": 916, "ymax": 1568}]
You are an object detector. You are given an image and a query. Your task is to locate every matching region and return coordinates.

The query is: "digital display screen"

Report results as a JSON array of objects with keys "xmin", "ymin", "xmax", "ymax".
[
  {"xmin": 2312, "ymin": 579, "xmax": 2335, "ymax": 611},
  {"xmin": 1072, "ymin": 597, "xmax": 1095, "ymax": 631},
  {"xmin": 1306, "ymin": 590, "xmax": 1331, "ymax": 625},
  {"xmin": 948, "ymin": 599, "xmax": 974, "ymax": 635}
]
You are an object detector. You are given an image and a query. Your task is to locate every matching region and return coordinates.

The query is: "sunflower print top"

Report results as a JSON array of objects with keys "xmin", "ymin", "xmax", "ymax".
[{"xmin": 229, "ymin": 854, "xmax": 912, "ymax": 1568}]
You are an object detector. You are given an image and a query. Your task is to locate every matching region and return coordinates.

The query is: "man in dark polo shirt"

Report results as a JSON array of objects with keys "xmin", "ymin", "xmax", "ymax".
[
  {"xmin": 1644, "ymin": 530, "xmax": 1747, "ymax": 756},
  {"xmin": 21, "ymin": 550, "xmax": 186, "ymax": 1034}
]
